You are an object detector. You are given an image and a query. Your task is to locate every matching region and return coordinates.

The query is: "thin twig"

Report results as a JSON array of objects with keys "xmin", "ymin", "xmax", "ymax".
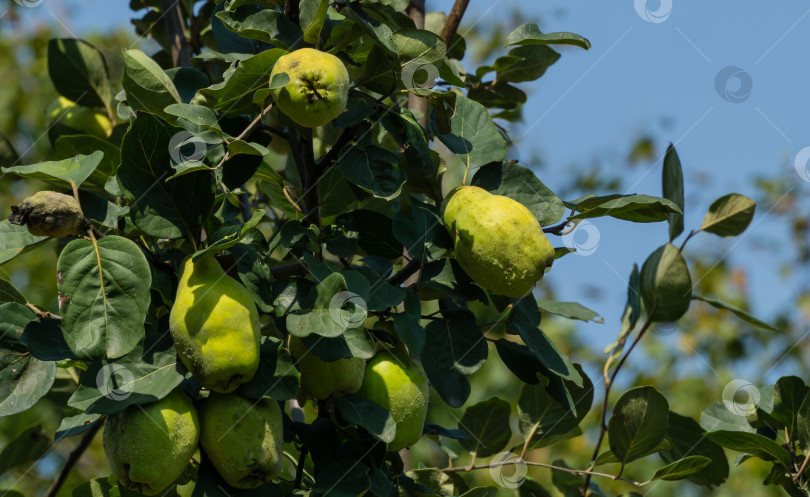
[
  {"xmin": 45, "ymin": 418, "xmax": 106, "ymax": 497},
  {"xmin": 582, "ymin": 309, "xmax": 657, "ymax": 494},
  {"xmin": 215, "ymin": 103, "xmax": 275, "ymax": 170},
  {"xmin": 441, "ymin": 459, "xmax": 642, "ymax": 485},
  {"xmin": 440, "ymin": 0, "xmax": 470, "ymax": 46},
  {"xmin": 795, "ymin": 451, "xmax": 810, "ymax": 482},
  {"xmin": 294, "ymin": 445, "xmax": 309, "ymax": 489},
  {"xmin": 25, "ymin": 303, "xmax": 61, "ymax": 320}
]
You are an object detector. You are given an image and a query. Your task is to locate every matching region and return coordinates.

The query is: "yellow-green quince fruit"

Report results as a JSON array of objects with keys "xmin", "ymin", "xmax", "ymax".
[
  {"xmin": 199, "ymin": 393, "xmax": 283, "ymax": 488},
  {"xmin": 169, "ymin": 253, "xmax": 261, "ymax": 393},
  {"xmin": 358, "ymin": 351, "xmax": 429, "ymax": 452},
  {"xmin": 290, "ymin": 336, "xmax": 365, "ymax": 400},
  {"xmin": 46, "ymin": 96, "xmax": 112, "ymax": 139},
  {"xmin": 7, "ymin": 191, "xmax": 86, "ymax": 238},
  {"xmin": 441, "ymin": 185, "xmax": 555, "ymax": 298},
  {"xmin": 103, "ymin": 390, "xmax": 200, "ymax": 495},
  {"xmin": 269, "ymin": 48, "xmax": 350, "ymax": 128}
]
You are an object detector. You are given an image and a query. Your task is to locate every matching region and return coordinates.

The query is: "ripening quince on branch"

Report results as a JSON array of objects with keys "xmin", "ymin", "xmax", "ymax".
[
  {"xmin": 441, "ymin": 186, "xmax": 555, "ymax": 298},
  {"xmin": 269, "ymin": 48, "xmax": 350, "ymax": 128},
  {"xmin": 169, "ymin": 253, "xmax": 261, "ymax": 393},
  {"xmin": 358, "ymin": 350, "xmax": 430, "ymax": 452},
  {"xmin": 7, "ymin": 191, "xmax": 87, "ymax": 238},
  {"xmin": 103, "ymin": 390, "xmax": 199, "ymax": 495},
  {"xmin": 199, "ymin": 393, "xmax": 284, "ymax": 489},
  {"xmin": 290, "ymin": 336, "xmax": 366, "ymax": 400},
  {"xmin": 46, "ymin": 96, "xmax": 112, "ymax": 139}
]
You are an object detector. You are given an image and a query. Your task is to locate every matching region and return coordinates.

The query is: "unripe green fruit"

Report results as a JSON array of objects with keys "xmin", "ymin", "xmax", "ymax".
[
  {"xmin": 169, "ymin": 254, "xmax": 261, "ymax": 393},
  {"xmin": 358, "ymin": 351, "xmax": 429, "ymax": 452},
  {"xmin": 103, "ymin": 390, "xmax": 199, "ymax": 495},
  {"xmin": 441, "ymin": 186, "xmax": 555, "ymax": 298},
  {"xmin": 46, "ymin": 96, "xmax": 112, "ymax": 139},
  {"xmin": 269, "ymin": 48, "xmax": 350, "ymax": 128},
  {"xmin": 199, "ymin": 393, "xmax": 284, "ymax": 488},
  {"xmin": 7, "ymin": 191, "xmax": 86, "ymax": 238},
  {"xmin": 289, "ymin": 336, "xmax": 365, "ymax": 400}
]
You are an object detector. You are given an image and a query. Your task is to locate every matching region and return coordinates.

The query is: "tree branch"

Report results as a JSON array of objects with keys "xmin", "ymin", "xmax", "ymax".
[
  {"xmin": 582, "ymin": 309, "xmax": 657, "ymax": 495},
  {"xmin": 160, "ymin": 0, "xmax": 191, "ymax": 68},
  {"xmin": 298, "ymin": 128, "xmax": 321, "ymax": 228},
  {"xmin": 284, "ymin": 0, "xmax": 299, "ymax": 24},
  {"xmin": 215, "ymin": 103, "xmax": 274, "ymax": 170},
  {"xmin": 25, "ymin": 303, "xmax": 61, "ymax": 320},
  {"xmin": 45, "ymin": 418, "xmax": 106, "ymax": 497},
  {"xmin": 316, "ymin": 127, "xmax": 355, "ymax": 174},
  {"xmin": 388, "ymin": 258, "xmax": 422, "ymax": 287},
  {"xmin": 440, "ymin": 0, "xmax": 470, "ymax": 47},
  {"xmin": 441, "ymin": 459, "xmax": 642, "ymax": 486}
]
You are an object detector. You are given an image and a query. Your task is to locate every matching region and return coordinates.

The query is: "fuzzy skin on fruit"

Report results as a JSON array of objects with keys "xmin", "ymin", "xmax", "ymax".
[
  {"xmin": 441, "ymin": 186, "xmax": 555, "ymax": 298},
  {"xmin": 169, "ymin": 254, "xmax": 261, "ymax": 393},
  {"xmin": 199, "ymin": 393, "xmax": 283, "ymax": 488},
  {"xmin": 46, "ymin": 96, "xmax": 112, "ymax": 139},
  {"xmin": 358, "ymin": 351, "xmax": 429, "ymax": 452},
  {"xmin": 289, "ymin": 336, "xmax": 365, "ymax": 400},
  {"xmin": 269, "ymin": 48, "xmax": 350, "ymax": 128},
  {"xmin": 103, "ymin": 390, "xmax": 199, "ymax": 495},
  {"xmin": 7, "ymin": 191, "xmax": 86, "ymax": 238}
]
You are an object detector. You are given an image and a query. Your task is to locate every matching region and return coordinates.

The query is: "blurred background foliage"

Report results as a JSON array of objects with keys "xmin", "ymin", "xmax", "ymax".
[{"xmin": 0, "ymin": 1, "xmax": 807, "ymax": 496}]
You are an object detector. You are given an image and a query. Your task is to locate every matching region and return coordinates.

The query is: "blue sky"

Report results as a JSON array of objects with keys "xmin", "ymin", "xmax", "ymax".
[{"xmin": 15, "ymin": 1, "xmax": 810, "ymax": 380}]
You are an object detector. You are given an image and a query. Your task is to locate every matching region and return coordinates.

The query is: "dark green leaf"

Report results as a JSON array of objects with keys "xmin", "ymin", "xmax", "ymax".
[
  {"xmin": 458, "ymin": 397, "xmax": 512, "ymax": 457},
  {"xmin": 311, "ymin": 459, "xmax": 371, "ymax": 497},
  {"xmin": 706, "ymin": 431, "xmax": 792, "ymax": 468},
  {"xmin": 67, "ymin": 330, "xmax": 185, "ymax": 414},
  {"xmin": 236, "ymin": 336, "xmax": 299, "ymax": 401},
  {"xmin": 48, "ymin": 38, "xmax": 112, "ymax": 110},
  {"xmin": 335, "ymin": 393, "xmax": 397, "ymax": 443},
  {"xmin": 338, "ymin": 146, "xmax": 406, "ymax": 199},
  {"xmin": 55, "ymin": 412, "xmax": 102, "ymax": 443},
  {"xmin": 700, "ymin": 402, "xmax": 756, "ymax": 433},
  {"xmin": 421, "ymin": 310, "xmax": 488, "ymax": 407},
  {"xmin": 0, "ymin": 303, "xmax": 56, "ymax": 416},
  {"xmin": 693, "ymin": 295, "xmax": 781, "ymax": 332},
  {"xmin": 216, "ymin": 6, "xmax": 302, "ymax": 49},
  {"xmin": 472, "ymin": 161, "xmax": 564, "ymax": 226},
  {"xmin": 662, "ymin": 144, "xmax": 684, "ymax": 241},
  {"xmin": 286, "ymin": 272, "xmax": 369, "ymax": 338},
  {"xmin": 661, "ymin": 411, "xmax": 728, "ymax": 487},
  {"xmin": 0, "ymin": 279, "xmax": 25, "ymax": 305},
  {"xmin": 118, "ymin": 114, "xmax": 215, "ymax": 239},
  {"xmin": 651, "ymin": 456, "xmax": 712, "ymax": 481},
  {"xmin": 432, "ymin": 95, "xmax": 507, "ymax": 176},
  {"xmin": 505, "ymin": 23, "xmax": 591, "ymax": 50},
  {"xmin": 608, "ymin": 386, "xmax": 669, "ymax": 466},
  {"xmin": 57, "ymin": 236, "xmax": 151, "ymax": 360},
  {"xmin": 198, "ymin": 49, "xmax": 286, "ymax": 114},
  {"xmin": 571, "ymin": 194, "xmax": 682, "ymax": 223},
  {"xmin": 233, "ymin": 243, "xmax": 274, "ymax": 313},
  {"xmin": 0, "ymin": 221, "xmax": 47, "ymax": 266},
  {"xmin": 699, "ymin": 193, "xmax": 756, "ymax": 237},
  {"xmin": 0, "ymin": 425, "xmax": 51, "ymax": 475},
  {"xmin": 640, "ymin": 243, "xmax": 692, "ymax": 322},
  {"xmin": 122, "ymin": 49, "xmax": 181, "ymax": 118},
  {"xmin": 19, "ymin": 318, "xmax": 76, "ymax": 361},
  {"xmin": 508, "ymin": 297, "xmax": 582, "ymax": 385},
  {"xmin": 492, "ymin": 45, "xmax": 561, "ymax": 83},
  {"xmin": 594, "ymin": 440, "xmax": 670, "ymax": 466},
  {"xmin": 535, "ymin": 299, "xmax": 603, "ymax": 323},
  {"xmin": 2, "ymin": 151, "xmax": 104, "ymax": 189},
  {"xmin": 301, "ymin": 0, "xmax": 329, "ymax": 44},
  {"xmin": 392, "ymin": 200, "xmax": 452, "ymax": 264}
]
